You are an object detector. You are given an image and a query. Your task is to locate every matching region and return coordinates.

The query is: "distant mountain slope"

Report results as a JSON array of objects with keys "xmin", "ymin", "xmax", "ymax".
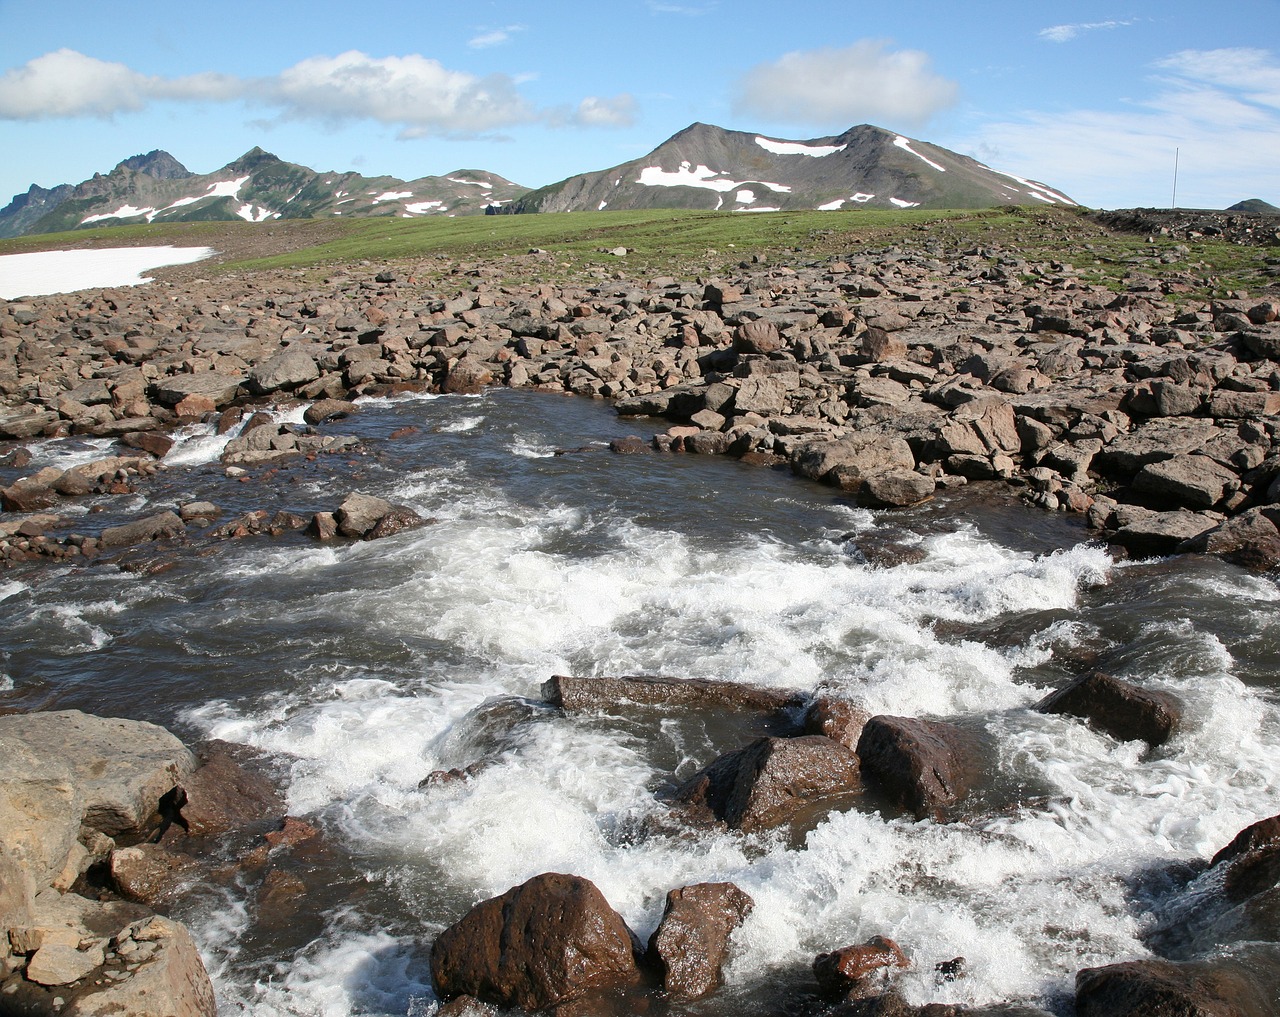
[
  {"xmin": 1228, "ymin": 198, "xmax": 1279, "ymax": 213},
  {"xmin": 509, "ymin": 123, "xmax": 1074, "ymax": 214},
  {"xmin": 0, "ymin": 149, "xmax": 527, "ymax": 239}
]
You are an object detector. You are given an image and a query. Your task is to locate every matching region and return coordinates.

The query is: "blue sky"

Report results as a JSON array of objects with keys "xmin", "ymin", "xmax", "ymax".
[{"xmin": 1, "ymin": 1, "xmax": 1278, "ymax": 211}]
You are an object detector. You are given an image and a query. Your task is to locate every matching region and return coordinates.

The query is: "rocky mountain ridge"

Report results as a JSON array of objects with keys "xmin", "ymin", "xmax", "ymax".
[
  {"xmin": 0, "ymin": 148, "xmax": 527, "ymax": 239},
  {"xmin": 509, "ymin": 122, "xmax": 1077, "ymax": 215}
]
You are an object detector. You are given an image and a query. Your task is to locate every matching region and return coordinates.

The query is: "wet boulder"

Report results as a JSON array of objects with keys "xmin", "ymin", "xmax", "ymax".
[
  {"xmin": 814, "ymin": 936, "xmax": 910, "ymax": 1001},
  {"xmin": 804, "ymin": 697, "xmax": 869, "ymax": 750},
  {"xmin": 859, "ymin": 469, "xmax": 936, "ymax": 507},
  {"xmin": 855, "ymin": 716, "xmax": 977, "ymax": 821},
  {"xmin": 334, "ymin": 492, "xmax": 424, "ymax": 540},
  {"xmin": 543, "ymin": 674, "xmax": 801, "ymax": 715},
  {"xmin": 1035, "ymin": 672, "xmax": 1181, "ymax": 748},
  {"xmin": 647, "ymin": 882, "xmax": 754, "ymax": 999},
  {"xmin": 1074, "ymin": 959, "xmax": 1267, "ymax": 1017},
  {"xmin": 671, "ymin": 735, "xmax": 861, "ymax": 832},
  {"xmin": 98, "ymin": 511, "xmax": 186, "ymax": 550},
  {"xmin": 303, "ymin": 398, "xmax": 359, "ymax": 425},
  {"xmin": 1209, "ymin": 813, "xmax": 1280, "ymax": 903},
  {"xmin": 430, "ymin": 872, "xmax": 643, "ymax": 1012}
]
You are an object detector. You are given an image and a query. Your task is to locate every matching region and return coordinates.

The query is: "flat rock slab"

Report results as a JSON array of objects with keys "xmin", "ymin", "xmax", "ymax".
[
  {"xmin": 543, "ymin": 674, "xmax": 801, "ymax": 714},
  {"xmin": 0, "ymin": 711, "xmax": 196, "ymax": 837},
  {"xmin": 151, "ymin": 372, "xmax": 246, "ymax": 408}
]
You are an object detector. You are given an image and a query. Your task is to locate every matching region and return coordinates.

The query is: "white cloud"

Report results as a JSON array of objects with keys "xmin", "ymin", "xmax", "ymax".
[
  {"xmin": 956, "ymin": 48, "xmax": 1280, "ymax": 208},
  {"xmin": 572, "ymin": 94, "xmax": 637, "ymax": 128},
  {"xmin": 0, "ymin": 49, "xmax": 240, "ymax": 119},
  {"xmin": 733, "ymin": 41, "xmax": 958, "ymax": 128},
  {"xmin": 1039, "ymin": 20, "xmax": 1136, "ymax": 43},
  {"xmin": 0, "ymin": 48, "xmax": 627, "ymax": 138},
  {"xmin": 269, "ymin": 51, "xmax": 534, "ymax": 136},
  {"xmin": 647, "ymin": 2, "xmax": 718, "ymax": 14},
  {"xmin": 468, "ymin": 25, "xmax": 526, "ymax": 49}
]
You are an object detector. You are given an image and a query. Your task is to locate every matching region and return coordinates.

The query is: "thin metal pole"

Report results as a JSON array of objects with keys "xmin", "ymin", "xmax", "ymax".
[{"xmin": 1172, "ymin": 148, "xmax": 1179, "ymax": 209}]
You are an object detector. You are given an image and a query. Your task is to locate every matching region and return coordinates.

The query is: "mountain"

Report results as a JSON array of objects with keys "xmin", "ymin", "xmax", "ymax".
[
  {"xmin": 509, "ymin": 123, "xmax": 1075, "ymax": 214},
  {"xmin": 0, "ymin": 149, "xmax": 527, "ymax": 239},
  {"xmin": 1228, "ymin": 198, "xmax": 1279, "ymax": 213}
]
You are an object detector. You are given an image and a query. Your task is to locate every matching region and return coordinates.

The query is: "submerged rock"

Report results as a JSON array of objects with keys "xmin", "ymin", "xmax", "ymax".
[{"xmin": 1074, "ymin": 959, "xmax": 1267, "ymax": 1017}]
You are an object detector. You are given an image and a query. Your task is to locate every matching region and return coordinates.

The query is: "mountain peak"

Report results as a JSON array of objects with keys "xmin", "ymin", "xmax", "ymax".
[
  {"xmin": 227, "ymin": 147, "xmax": 282, "ymax": 173},
  {"xmin": 113, "ymin": 150, "xmax": 191, "ymax": 180}
]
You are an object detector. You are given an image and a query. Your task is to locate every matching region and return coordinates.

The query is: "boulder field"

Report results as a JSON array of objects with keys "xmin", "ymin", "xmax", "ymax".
[{"xmin": 1, "ymin": 222, "xmax": 1280, "ymax": 567}]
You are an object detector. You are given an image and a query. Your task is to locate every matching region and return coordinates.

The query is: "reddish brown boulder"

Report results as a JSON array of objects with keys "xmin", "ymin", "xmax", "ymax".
[
  {"xmin": 1075, "ymin": 959, "xmax": 1266, "ymax": 1017},
  {"xmin": 109, "ymin": 843, "xmax": 200, "ymax": 907},
  {"xmin": 430, "ymin": 873, "xmax": 643, "ymax": 1011},
  {"xmin": 1208, "ymin": 813, "xmax": 1280, "ymax": 902},
  {"xmin": 734, "ymin": 320, "xmax": 783, "ymax": 355},
  {"xmin": 172, "ymin": 741, "xmax": 285, "ymax": 840},
  {"xmin": 1036, "ymin": 672, "xmax": 1181, "ymax": 748},
  {"xmin": 805, "ymin": 697, "xmax": 870, "ymax": 750},
  {"xmin": 672, "ymin": 735, "xmax": 861, "ymax": 832},
  {"xmin": 814, "ymin": 936, "xmax": 909, "ymax": 1001},
  {"xmin": 856, "ymin": 716, "xmax": 977, "ymax": 821},
  {"xmin": 647, "ymin": 882, "xmax": 753, "ymax": 999}
]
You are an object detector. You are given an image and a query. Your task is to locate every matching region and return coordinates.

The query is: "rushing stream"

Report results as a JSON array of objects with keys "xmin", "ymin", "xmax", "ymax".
[{"xmin": 3, "ymin": 388, "xmax": 1279, "ymax": 1015}]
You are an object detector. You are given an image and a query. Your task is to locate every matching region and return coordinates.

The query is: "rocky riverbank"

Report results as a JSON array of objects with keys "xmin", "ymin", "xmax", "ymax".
[{"xmin": 2, "ymin": 212, "xmax": 1280, "ymax": 571}]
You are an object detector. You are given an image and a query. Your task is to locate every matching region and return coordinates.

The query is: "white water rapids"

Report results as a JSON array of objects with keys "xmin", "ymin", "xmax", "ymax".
[{"xmin": 2, "ymin": 389, "xmax": 1278, "ymax": 1015}]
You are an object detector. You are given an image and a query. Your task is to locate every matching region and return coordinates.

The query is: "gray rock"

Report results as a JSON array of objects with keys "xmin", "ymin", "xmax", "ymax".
[
  {"xmin": 860, "ymin": 469, "xmax": 935, "ymax": 507},
  {"xmin": 98, "ymin": 511, "xmax": 186, "ymax": 549},
  {"xmin": 792, "ymin": 435, "xmax": 915, "ymax": 490},
  {"xmin": 1132, "ymin": 454, "xmax": 1238, "ymax": 509},
  {"xmin": 151, "ymin": 372, "xmax": 245, "ymax": 408},
  {"xmin": 247, "ymin": 350, "xmax": 320, "ymax": 395},
  {"xmin": 1111, "ymin": 505, "xmax": 1220, "ymax": 557}
]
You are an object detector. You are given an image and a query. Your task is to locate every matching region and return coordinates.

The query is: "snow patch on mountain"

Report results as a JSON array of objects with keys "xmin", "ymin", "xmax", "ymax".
[
  {"xmin": 0, "ymin": 246, "xmax": 213, "ymax": 299},
  {"xmin": 373, "ymin": 190, "xmax": 414, "ymax": 203},
  {"xmin": 992, "ymin": 170, "xmax": 1075, "ymax": 205},
  {"xmin": 637, "ymin": 161, "xmax": 792, "ymax": 195},
  {"xmin": 80, "ymin": 204, "xmax": 156, "ymax": 225},
  {"xmin": 893, "ymin": 136, "xmax": 946, "ymax": 173},
  {"xmin": 755, "ymin": 136, "xmax": 846, "ymax": 157},
  {"xmin": 206, "ymin": 176, "xmax": 250, "ymax": 199},
  {"xmin": 236, "ymin": 204, "xmax": 278, "ymax": 222},
  {"xmin": 404, "ymin": 200, "xmax": 444, "ymax": 214},
  {"xmin": 890, "ymin": 197, "xmax": 921, "ymax": 208}
]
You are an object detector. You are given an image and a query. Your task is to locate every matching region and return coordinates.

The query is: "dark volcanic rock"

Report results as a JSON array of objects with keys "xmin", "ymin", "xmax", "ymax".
[
  {"xmin": 671, "ymin": 735, "xmax": 861, "ymax": 832},
  {"xmin": 429, "ymin": 872, "xmax": 643, "ymax": 1011},
  {"xmin": 1074, "ymin": 959, "xmax": 1267, "ymax": 1017},
  {"xmin": 1036, "ymin": 672, "xmax": 1181, "ymax": 747},
  {"xmin": 855, "ymin": 716, "xmax": 977, "ymax": 821},
  {"xmin": 647, "ymin": 882, "xmax": 754, "ymax": 999}
]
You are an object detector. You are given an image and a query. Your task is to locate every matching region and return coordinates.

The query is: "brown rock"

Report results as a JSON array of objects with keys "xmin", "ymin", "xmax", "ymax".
[
  {"xmin": 647, "ymin": 882, "xmax": 754, "ymax": 999},
  {"xmin": 173, "ymin": 741, "xmax": 285, "ymax": 839},
  {"xmin": 860, "ymin": 469, "xmax": 935, "ymax": 507},
  {"xmin": 804, "ymin": 697, "xmax": 869, "ymax": 750},
  {"xmin": 1036, "ymin": 672, "xmax": 1181, "ymax": 747},
  {"xmin": 1180, "ymin": 507, "xmax": 1280, "ymax": 569},
  {"xmin": 444, "ymin": 359, "xmax": 494, "ymax": 394},
  {"xmin": 814, "ymin": 936, "xmax": 909, "ymax": 1001},
  {"xmin": 792, "ymin": 435, "xmax": 916, "ymax": 491},
  {"xmin": 430, "ymin": 872, "xmax": 642, "ymax": 1011},
  {"xmin": 609, "ymin": 436, "xmax": 650, "ymax": 454},
  {"xmin": 98, "ymin": 511, "xmax": 186, "ymax": 549},
  {"xmin": 174, "ymin": 394, "xmax": 217, "ymax": 418},
  {"xmin": 304, "ymin": 398, "xmax": 359, "ymax": 425},
  {"xmin": 735, "ymin": 320, "xmax": 783, "ymax": 355},
  {"xmin": 544, "ymin": 674, "xmax": 800, "ymax": 714},
  {"xmin": 1075, "ymin": 959, "xmax": 1265, "ymax": 1017},
  {"xmin": 856, "ymin": 716, "xmax": 977, "ymax": 821},
  {"xmin": 672, "ymin": 735, "xmax": 861, "ymax": 832},
  {"xmin": 860, "ymin": 327, "xmax": 908, "ymax": 362},
  {"xmin": 109, "ymin": 843, "xmax": 201, "ymax": 906}
]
